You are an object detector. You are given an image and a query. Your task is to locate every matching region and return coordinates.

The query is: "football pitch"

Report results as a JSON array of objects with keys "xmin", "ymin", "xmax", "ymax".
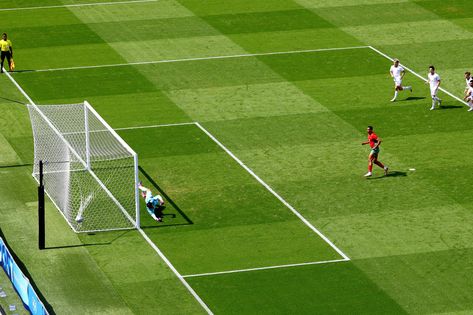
[{"xmin": 1, "ymin": 0, "xmax": 473, "ymax": 313}]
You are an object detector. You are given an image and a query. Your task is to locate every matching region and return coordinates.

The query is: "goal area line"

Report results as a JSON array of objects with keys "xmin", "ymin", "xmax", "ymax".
[{"xmin": 183, "ymin": 258, "xmax": 349, "ymax": 278}]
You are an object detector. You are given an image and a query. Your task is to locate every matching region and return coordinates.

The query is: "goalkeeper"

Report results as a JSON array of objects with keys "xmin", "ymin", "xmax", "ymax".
[{"xmin": 138, "ymin": 182, "xmax": 165, "ymax": 222}]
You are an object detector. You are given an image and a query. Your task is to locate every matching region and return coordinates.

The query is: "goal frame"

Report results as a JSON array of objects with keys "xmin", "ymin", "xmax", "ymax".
[{"xmin": 28, "ymin": 101, "xmax": 140, "ymax": 233}]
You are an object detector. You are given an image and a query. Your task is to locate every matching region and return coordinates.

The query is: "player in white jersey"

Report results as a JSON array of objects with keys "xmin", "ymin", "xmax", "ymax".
[
  {"xmin": 389, "ymin": 59, "xmax": 412, "ymax": 101},
  {"xmin": 426, "ymin": 65, "xmax": 441, "ymax": 110},
  {"xmin": 464, "ymin": 72, "xmax": 471, "ymax": 95},
  {"xmin": 464, "ymin": 79, "xmax": 473, "ymax": 112}
]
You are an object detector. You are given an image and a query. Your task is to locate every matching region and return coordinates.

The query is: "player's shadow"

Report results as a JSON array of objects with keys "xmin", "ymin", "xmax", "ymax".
[
  {"xmin": 9, "ymin": 69, "xmax": 35, "ymax": 73},
  {"xmin": 438, "ymin": 105, "xmax": 464, "ymax": 110},
  {"xmin": 139, "ymin": 166, "xmax": 193, "ymax": 227},
  {"xmin": 402, "ymin": 96, "xmax": 426, "ymax": 101},
  {"xmin": 368, "ymin": 170, "xmax": 407, "ymax": 179}
]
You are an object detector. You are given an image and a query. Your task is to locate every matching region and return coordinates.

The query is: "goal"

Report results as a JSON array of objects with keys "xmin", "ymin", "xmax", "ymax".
[{"xmin": 27, "ymin": 101, "xmax": 140, "ymax": 233}]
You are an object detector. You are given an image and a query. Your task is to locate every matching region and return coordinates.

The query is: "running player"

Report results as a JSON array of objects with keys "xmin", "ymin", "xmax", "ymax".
[
  {"xmin": 464, "ymin": 71, "xmax": 471, "ymax": 96},
  {"xmin": 361, "ymin": 126, "xmax": 388, "ymax": 177},
  {"xmin": 390, "ymin": 59, "xmax": 412, "ymax": 102},
  {"xmin": 426, "ymin": 65, "xmax": 441, "ymax": 110},
  {"xmin": 464, "ymin": 79, "xmax": 473, "ymax": 112},
  {"xmin": 138, "ymin": 182, "xmax": 165, "ymax": 222}
]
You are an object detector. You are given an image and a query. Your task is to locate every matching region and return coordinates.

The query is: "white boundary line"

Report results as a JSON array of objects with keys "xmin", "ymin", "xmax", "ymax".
[
  {"xmin": 0, "ymin": 0, "xmax": 158, "ymax": 12},
  {"xmin": 115, "ymin": 122, "xmax": 196, "ymax": 131},
  {"xmin": 368, "ymin": 45, "xmax": 469, "ymax": 107},
  {"xmin": 138, "ymin": 230, "xmax": 213, "ymax": 314},
  {"xmin": 2, "ymin": 68, "xmax": 213, "ymax": 315},
  {"xmin": 183, "ymin": 259, "xmax": 348, "ymax": 278},
  {"xmin": 24, "ymin": 46, "xmax": 370, "ymax": 73},
  {"xmin": 194, "ymin": 122, "xmax": 350, "ymax": 261}
]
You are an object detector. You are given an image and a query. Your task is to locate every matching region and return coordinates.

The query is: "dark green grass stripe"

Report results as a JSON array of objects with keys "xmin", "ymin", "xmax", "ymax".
[
  {"xmin": 8, "ymin": 24, "xmax": 106, "ymax": 49},
  {"xmin": 12, "ymin": 67, "xmax": 156, "ymax": 101},
  {"xmin": 355, "ymin": 248, "xmax": 473, "ymax": 314},
  {"xmin": 187, "ymin": 261, "xmax": 407, "ymax": 314},
  {"xmin": 0, "ymin": 0, "xmax": 64, "ymax": 8},
  {"xmin": 313, "ymin": 2, "xmax": 439, "ymax": 27},
  {"xmin": 414, "ymin": 0, "xmax": 472, "ymax": 20},
  {"xmin": 177, "ymin": 0, "xmax": 302, "ymax": 16}
]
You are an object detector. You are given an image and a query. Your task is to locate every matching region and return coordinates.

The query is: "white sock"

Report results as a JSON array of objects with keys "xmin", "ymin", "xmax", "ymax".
[
  {"xmin": 432, "ymin": 99, "xmax": 436, "ymax": 107},
  {"xmin": 393, "ymin": 91, "xmax": 398, "ymax": 99},
  {"xmin": 404, "ymin": 86, "xmax": 412, "ymax": 91}
]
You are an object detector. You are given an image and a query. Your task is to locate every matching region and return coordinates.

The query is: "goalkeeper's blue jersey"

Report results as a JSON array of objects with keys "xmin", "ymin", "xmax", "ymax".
[
  {"xmin": 146, "ymin": 196, "xmax": 159, "ymax": 209},
  {"xmin": 146, "ymin": 195, "xmax": 161, "ymax": 212}
]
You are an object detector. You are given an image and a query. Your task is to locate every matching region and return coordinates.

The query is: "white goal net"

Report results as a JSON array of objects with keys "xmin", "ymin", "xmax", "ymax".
[{"xmin": 27, "ymin": 101, "xmax": 140, "ymax": 233}]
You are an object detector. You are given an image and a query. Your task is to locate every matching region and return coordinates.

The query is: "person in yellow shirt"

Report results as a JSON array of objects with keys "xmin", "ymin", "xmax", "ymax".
[{"xmin": 0, "ymin": 33, "xmax": 13, "ymax": 73}]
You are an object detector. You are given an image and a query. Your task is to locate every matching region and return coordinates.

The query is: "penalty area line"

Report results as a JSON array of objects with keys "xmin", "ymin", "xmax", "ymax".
[
  {"xmin": 182, "ymin": 258, "xmax": 349, "ymax": 278},
  {"xmin": 195, "ymin": 122, "xmax": 350, "ymax": 261},
  {"xmin": 368, "ymin": 46, "xmax": 469, "ymax": 107},
  {"xmin": 24, "ymin": 46, "xmax": 370, "ymax": 73},
  {"xmin": 0, "ymin": 0, "xmax": 158, "ymax": 12}
]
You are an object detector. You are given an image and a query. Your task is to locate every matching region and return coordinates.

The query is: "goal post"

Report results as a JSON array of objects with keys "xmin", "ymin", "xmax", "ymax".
[{"xmin": 27, "ymin": 101, "xmax": 140, "ymax": 233}]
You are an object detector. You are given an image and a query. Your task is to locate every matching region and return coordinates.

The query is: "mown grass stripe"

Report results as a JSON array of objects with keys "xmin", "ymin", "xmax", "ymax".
[
  {"xmin": 0, "ymin": 0, "xmax": 158, "ymax": 12},
  {"xmin": 22, "ymin": 46, "xmax": 370, "ymax": 73}
]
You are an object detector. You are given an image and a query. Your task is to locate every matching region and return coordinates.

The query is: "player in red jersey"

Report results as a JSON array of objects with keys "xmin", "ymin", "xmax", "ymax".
[{"xmin": 361, "ymin": 126, "xmax": 388, "ymax": 177}]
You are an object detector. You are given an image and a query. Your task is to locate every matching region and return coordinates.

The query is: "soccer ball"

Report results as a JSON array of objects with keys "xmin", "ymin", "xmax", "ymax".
[{"xmin": 75, "ymin": 215, "xmax": 84, "ymax": 223}]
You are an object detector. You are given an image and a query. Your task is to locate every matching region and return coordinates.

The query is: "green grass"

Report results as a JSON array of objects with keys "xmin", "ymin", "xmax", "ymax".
[{"xmin": 1, "ymin": 0, "xmax": 473, "ymax": 314}]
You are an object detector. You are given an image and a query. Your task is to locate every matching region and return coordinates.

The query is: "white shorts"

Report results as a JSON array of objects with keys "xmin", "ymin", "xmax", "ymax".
[
  {"xmin": 393, "ymin": 77, "xmax": 402, "ymax": 86},
  {"xmin": 145, "ymin": 190, "xmax": 152, "ymax": 202},
  {"xmin": 430, "ymin": 88, "xmax": 438, "ymax": 97}
]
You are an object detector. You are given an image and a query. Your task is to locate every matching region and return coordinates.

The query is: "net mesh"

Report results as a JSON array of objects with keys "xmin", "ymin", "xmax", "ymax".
[{"xmin": 28, "ymin": 102, "xmax": 138, "ymax": 233}]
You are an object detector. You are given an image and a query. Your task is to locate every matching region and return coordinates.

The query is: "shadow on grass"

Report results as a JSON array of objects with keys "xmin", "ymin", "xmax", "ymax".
[
  {"xmin": 0, "ymin": 96, "xmax": 26, "ymax": 105},
  {"xmin": 367, "ymin": 170, "xmax": 407, "ymax": 180},
  {"xmin": 9, "ymin": 69, "xmax": 35, "ymax": 73},
  {"xmin": 438, "ymin": 105, "xmax": 464, "ymax": 110},
  {"xmin": 0, "ymin": 163, "xmax": 33, "ymax": 169},
  {"xmin": 139, "ymin": 166, "xmax": 193, "ymax": 227},
  {"xmin": 45, "ymin": 230, "xmax": 130, "ymax": 250},
  {"xmin": 402, "ymin": 96, "xmax": 426, "ymax": 101}
]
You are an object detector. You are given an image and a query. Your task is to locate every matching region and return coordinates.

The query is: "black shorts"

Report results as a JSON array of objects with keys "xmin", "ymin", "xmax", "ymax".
[{"xmin": 1, "ymin": 51, "xmax": 11, "ymax": 62}]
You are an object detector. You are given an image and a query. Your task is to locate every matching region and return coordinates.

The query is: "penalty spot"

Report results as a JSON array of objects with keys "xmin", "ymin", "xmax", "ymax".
[{"xmin": 409, "ymin": 168, "xmax": 416, "ymax": 171}]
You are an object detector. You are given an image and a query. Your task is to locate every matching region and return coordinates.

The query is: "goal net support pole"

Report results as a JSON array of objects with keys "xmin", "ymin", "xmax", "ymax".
[{"xmin": 38, "ymin": 160, "xmax": 45, "ymax": 250}]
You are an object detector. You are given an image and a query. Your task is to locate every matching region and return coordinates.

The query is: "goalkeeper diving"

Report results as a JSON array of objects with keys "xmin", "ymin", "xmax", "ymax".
[{"xmin": 138, "ymin": 182, "xmax": 165, "ymax": 222}]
